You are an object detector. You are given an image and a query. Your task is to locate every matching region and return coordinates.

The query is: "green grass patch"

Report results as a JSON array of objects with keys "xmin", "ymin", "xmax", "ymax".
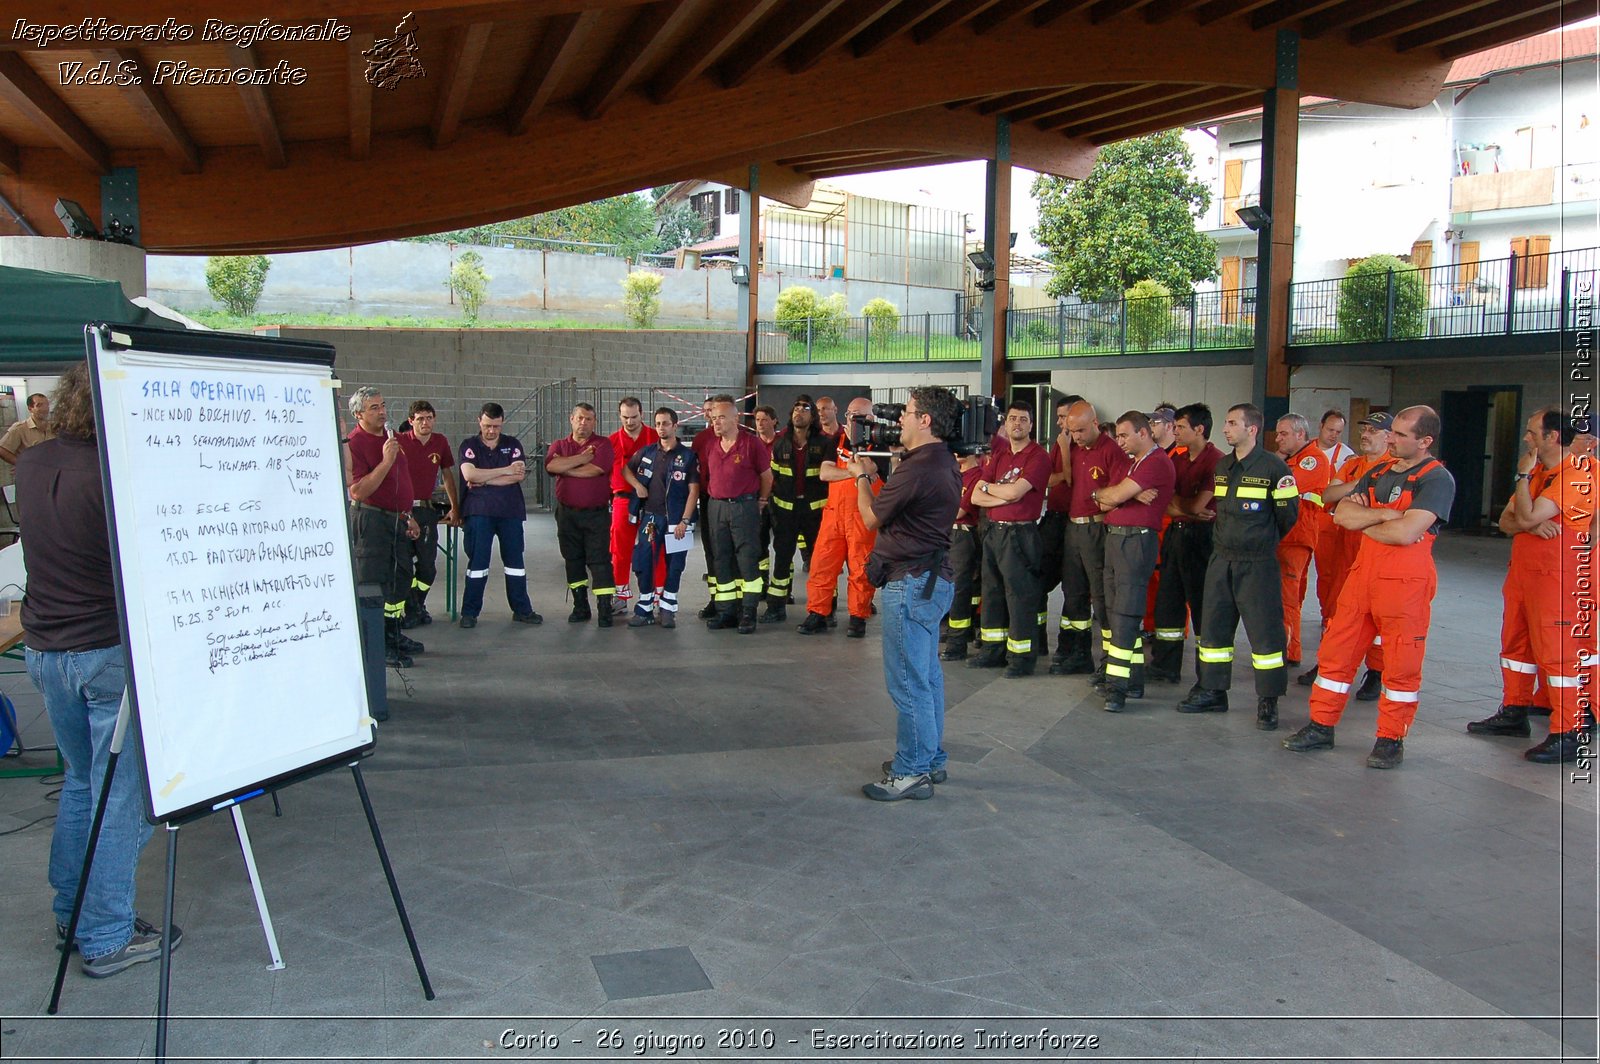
[{"xmin": 183, "ymin": 309, "xmax": 739, "ymax": 332}]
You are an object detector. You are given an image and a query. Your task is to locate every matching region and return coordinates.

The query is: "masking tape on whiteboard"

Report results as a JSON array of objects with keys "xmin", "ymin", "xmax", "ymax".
[
  {"xmin": 323, "ymin": 378, "xmax": 342, "ymax": 388},
  {"xmin": 109, "ymin": 332, "xmax": 132, "ymax": 347},
  {"xmin": 158, "ymin": 773, "xmax": 185, "ymax": 797},
  {"xmin": 102, "ymin": 369, "xmax": 127, "ymax": 380}
]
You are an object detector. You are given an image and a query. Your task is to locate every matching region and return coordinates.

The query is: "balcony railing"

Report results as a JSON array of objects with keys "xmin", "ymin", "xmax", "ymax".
[{"xmin": 1288, "ymin": 245, "xmax": 1599, "ymax": 344}]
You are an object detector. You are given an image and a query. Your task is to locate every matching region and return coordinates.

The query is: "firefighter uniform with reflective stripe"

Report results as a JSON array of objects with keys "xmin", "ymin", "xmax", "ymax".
[
  {"xmin": 1100, "ymin": 447, "xmax": 1176, "ymax": 697},
  {"xmin": 1151, "ymin": 441, "xmax": 1222, "ymax": 681},
  {"xmin": 1325, "ymin": 452, "xmax": 1390, "ymax": 674},
  {"xmin": 1278, "ymin": 441, "xmax": 1331, "ymax": 663},
  {"xmin": 1502, "ymin": 458, "xmax": 1595, "ymax": 737},
  {"xmin": 1309, "ymin": 458, "xmax": 1455, "ymax": 740},
  {"xmin": 944, "ymin": 460, "xmax": 985, "ymax": 650},
  {"xmin": 1195, "ymin": 447, "xmax": 1299, "ymax": 697},
  {"xmin": 767, "ymin": 426, "xmax": 834, "ymax": 608},
  {"xmin": 1061, "ymin": 432, "xmax": 1122, "ymax": 670},
  {"xmin": 977, "ymin": 441, "xmax": 1051, "ymax": 664},
  {"xmin": 1496, "ymin": 465, "xmax": 1554, "ymax": 710},
  {"xmin": 1038, "ymin": 437, "xmax": 1072, "ymax": 652},
  {"xmin": 805, "ymin": 431, "xmax": 880, "ymax": 623}
]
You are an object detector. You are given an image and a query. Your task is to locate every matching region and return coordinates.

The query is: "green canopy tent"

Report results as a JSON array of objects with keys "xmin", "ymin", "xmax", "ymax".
[{"xmin": 0, "ymin": 264, "xmax": 183, "ymax": 371}]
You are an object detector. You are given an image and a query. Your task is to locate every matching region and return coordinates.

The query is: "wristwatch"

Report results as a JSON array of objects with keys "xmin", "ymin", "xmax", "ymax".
[
  {"xmin": 980, "ymin": 482, "xmax": 990, "ymax": 494},
  {"xmin": 1514, "ymin": 472, "xmax": 1533, "ymax": 482}
]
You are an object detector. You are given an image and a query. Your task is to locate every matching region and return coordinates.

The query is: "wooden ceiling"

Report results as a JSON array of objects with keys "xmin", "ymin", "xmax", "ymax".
[{"xmin": 0, "ymin": 0, "xmax": 1581, "ymax": 253}]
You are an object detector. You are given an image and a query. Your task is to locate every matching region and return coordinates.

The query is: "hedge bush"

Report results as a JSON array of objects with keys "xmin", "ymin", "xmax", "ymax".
[
  {"xmin": 204, "ymin": 255, "xmax": 271, "ymax": 316},
  {"xmin": 1336, "ymin": 254, "xmax": 1426, "ymax": 341}
]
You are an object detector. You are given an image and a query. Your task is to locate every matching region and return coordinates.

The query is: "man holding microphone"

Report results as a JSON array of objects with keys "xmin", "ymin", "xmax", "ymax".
[{"xmin": 849, "ymin": 387, "xmax": 963, "ymax": 801}]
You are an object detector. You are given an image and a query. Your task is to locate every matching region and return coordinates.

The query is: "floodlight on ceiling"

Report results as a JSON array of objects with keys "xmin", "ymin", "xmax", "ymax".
[
  {"xmin": 1236, "ymin": 204, "xmax": 1271, "ymax": 232},
  {"xmin": 55, "ymin": 198, "xmax": 98, "ymax": 239}
]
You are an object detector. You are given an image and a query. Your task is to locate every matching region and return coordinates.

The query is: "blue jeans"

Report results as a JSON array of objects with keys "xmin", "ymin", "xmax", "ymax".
[
  {"xmin": 881, "ymin": 575, "xmax": 954, "ymax": 777},
  {"xmin": 461, "ymin": 514, "xmax": 534, "ymax": 618},
  {"xmin": 28, "ymin": 645, "xmax": 153, "ymax": 960}
]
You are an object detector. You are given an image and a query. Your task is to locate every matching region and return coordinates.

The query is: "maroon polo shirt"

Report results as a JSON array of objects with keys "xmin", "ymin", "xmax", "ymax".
[
  {"xmin": 954, "ymin": 463, "xmax": 983, "ymax": 527},
  {"xmin": 1105, "ymin": 446, "xmax": 1176, "ymax": 529},
  {"xmin": 702, "ymin": 430, "xmax": 771, "ymax": 498},
  {"xmin": 1068, "ymin": 432, "xmax": 1123, "ymax": 519},
  {"xmin": 397, "ymin": 431, "xmax": 453, "ymax": 503},
  {"xmin": 1171, "ymin": 441, "xmax": 1222, "ymax": 520},
  {"xmin": 1045, "ymin": 439, "xmax": 1071, "ymax": 514},
  {"xmin": 546, "ymin": 433, "xmax": 615, "ymax": 509},
  {"xmin": 982, "ymin": 440, "xmax": 1051, "ymax": 522},
  {"xmin": 347, "ymin": 426, "xmax": 412, "ymax": 513}
]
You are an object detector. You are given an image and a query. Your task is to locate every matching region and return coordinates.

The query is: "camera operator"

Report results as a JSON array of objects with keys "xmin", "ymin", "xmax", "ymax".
[{"xmin": 849, "ymin": 387, "xmax": 964, "ymax": 802}]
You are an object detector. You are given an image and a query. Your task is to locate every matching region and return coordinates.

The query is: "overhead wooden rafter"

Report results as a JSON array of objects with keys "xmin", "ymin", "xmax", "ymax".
[
  {"xmin": 0, "ymin": 52, "xmax": 111, "ymax": 174},
  {"xmin": 231, "ymin": 45, "xmax": 286, "ymax": 168},
  {"xmin": 506, "ymin": 10, "xmax": 603, "ymax": 134},
  {"xmin": 431, "ymin": 22, "xmax": 493, "ymax": 147},
  {"xmin": 92, "ymin": 49, "xmax": 201, "ymax": 173}
]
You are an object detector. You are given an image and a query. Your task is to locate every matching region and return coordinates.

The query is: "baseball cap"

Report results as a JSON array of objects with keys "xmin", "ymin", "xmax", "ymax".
[
  {"xmin": 1358, "ymin": 411, "xmax": 1393, "ymax": 430},
  {"xmin": 1148, "ymin": 408, "xmax": 1176, "ymax": 424}
]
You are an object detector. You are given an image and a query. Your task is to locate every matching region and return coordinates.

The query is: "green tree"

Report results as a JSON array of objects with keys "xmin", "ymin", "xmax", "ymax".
[
  {"xmin": 449, "ymin": 250, "xmax": 490, "ymax": 322},
  {"xmin": 775, "ymin": 287, "xmax": 848, "ymax": 346},
  {"xmin": 1031, "ymin": 130, "xmax": 1218, "ymax": 301},
  {"xmin": 621, "ymin": 270, "xmax": 663, "ymax": 328},
  {"xmin": 861, "ymin": 297, "xmax": 899, "ymax": 344},
  {"xmin": 1336, "ymin": 254, "xmax": 1427, "ymax": 340},
  {"xmin": 415, "ymin": 189, "xmax": 708, "ymax": 260},
  {"xmin": 204, "ymin": 255, "xmax": 271, "ymax": 315},
  {"xmin": 1124, "ymin": 279, "xmax": 1173, "ymax": 350}
]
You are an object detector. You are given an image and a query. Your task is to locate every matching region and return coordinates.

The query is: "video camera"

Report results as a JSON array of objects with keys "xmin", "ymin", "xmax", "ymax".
[{"xmin": 847, "ymin": 396, "xmax": 1001, "ymax": 457}]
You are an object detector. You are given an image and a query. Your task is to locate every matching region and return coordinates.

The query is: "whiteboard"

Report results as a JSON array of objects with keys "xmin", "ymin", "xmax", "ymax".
[{"xmin": 88, "ymin": 326, "xmax": 373, "ymax": 823}]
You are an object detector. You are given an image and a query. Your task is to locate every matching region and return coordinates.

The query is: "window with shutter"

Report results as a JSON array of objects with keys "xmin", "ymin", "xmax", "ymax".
[{"xmin": 1511, "ymin": 235, "xmax": 1551, "ymax": 289}]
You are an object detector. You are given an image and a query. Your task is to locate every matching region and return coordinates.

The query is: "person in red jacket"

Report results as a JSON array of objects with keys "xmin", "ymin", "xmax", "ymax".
[
  {"xmin": 607, "ymin": 397, "xmax": 659, "ymax": 617},
  {"xmin": 1274, "ymin": 413, "xmax": 1331, "ymax": 667}
]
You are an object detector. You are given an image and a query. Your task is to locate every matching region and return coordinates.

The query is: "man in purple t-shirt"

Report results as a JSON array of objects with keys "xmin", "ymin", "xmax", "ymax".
[{"xmin": 1091, "ymin": 411, "xmax": 1176, "ymax": 712}]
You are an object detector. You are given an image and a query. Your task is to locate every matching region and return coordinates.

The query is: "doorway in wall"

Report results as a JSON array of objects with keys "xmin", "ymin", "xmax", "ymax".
[{"xmin": 1439, "ymin": 386, "xmax": 1522, "ymax": 531}]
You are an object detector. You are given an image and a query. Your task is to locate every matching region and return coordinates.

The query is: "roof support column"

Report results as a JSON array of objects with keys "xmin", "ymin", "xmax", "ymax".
[
  {"xmin": 980, "ymin": 117, "xmax": 1012, "ymax": 397},
  {"xmin": 740, "ymin": 164, "xmax": 760, "ymax": 388},
  {"xmin": 1252, "ymin": 30, "xmax": 1298, "ymax": 422}
]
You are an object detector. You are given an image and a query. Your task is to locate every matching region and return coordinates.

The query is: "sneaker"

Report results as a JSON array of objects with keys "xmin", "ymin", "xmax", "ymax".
[
  {"xmin": 1467, "ymin": 704, "xmax": 1531, "ymax": 737},
  {"xmin": 59, "ymin": 915, "xmax": 166, "ymax": 953},
  {"xmin": 1366, "ymin": 737, "xmax": 1404, "ymax": 769},
  {"xmin": 627, "ymin": 612, "xmax": 654, "ymax": 628},
  {"xmin": 459, "ymin": 615, "xmax": 478, "ymax": 629},
  {"xmin": 861, "ymin": 773, "xmax": 933, "ymax": 802},
  {"xmin": 81, "ymin": 921, "xmax": 183, "ymax": 978},
  {"xmin": 882, "ymin": 760, "xmax": 947, "ymax": 785},
  {"xmin": 658, "ymin": 611, "xmax": 676, "ymax": 629},
  {"xmin": 1282, "ymin": 721, "xmax": 1336, "ymax": 752},
  {"xmin": 512, "ymin": 611, "xmax": 543, "ymax": 625},
  {"xmin": 613, "ymin": 597, "xmax": 632, "ymax": 616},
  {"xmin": 1354, "ymin": 670, "xmax": 1382, "ymax": 702}
]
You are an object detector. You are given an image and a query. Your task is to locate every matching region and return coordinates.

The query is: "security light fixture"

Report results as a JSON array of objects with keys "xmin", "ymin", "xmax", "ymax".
[
  {"xmin": 968, "ymin": 249, "xmax": 996, "ymax": 291},
  {"xmin": 731, "ymin": 262, "xmax": 750, "ymax": 285},
  {"xmin": 55, "ymin": 198, "xmax": 97, "ymax": 239},
  {"xmin": 1236, "ymin": 204, "xmax": 1271, "ymax": 232}
]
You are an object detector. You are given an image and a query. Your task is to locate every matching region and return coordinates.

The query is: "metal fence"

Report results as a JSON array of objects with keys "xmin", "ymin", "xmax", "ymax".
[
  {"xmin": 1289, "ymin": 246, "xmax": 1600, "ymax": 343},
  {"xmin": 755, "ymin": 311, "xmax": 976, "ymax": 364},
  {"xmin": 1007, "ymin": 289, "xmax": 1258, "ymax": 358}
]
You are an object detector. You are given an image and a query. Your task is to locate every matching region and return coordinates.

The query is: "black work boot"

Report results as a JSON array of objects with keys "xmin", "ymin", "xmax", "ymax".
[
  {"xmin": 698, "ymin": 600, "xmax": 718, "ymax": 620},
  {"xmin": 1366, "ymin": 737, "xmax": 1404, "ymax": 769},
  {"xmin": 738, "ymin": 603, "xmax": 758, "ymax": 635},
  {"xmin": 1176, "ymin": 687, "xmax": 1229, "ymax": 714},
  {"xmin": 1103, "ymin": 684, "xmax": 1127, "ymax": 713},
  {"xmin": 1354, "ymin": 669, "xmax": 1382, "ymax": 702},
  {"xmin": 395, "ymin": 630, "xmax": 424, "ymax": 654},
  {"xmin": 797, "ymin": 612, "xmax": 829, "ymax": 634},
  {"xmin": 759, "ymin": 601, "xmax": 787, "ymax": 624},
  {"xmin": 1467, "ymin": 704, "xmax": 1532, "ymax": 737},
  {"xmin": 707, "ymin": 608, "xmax": 739, "ymax": 630},
  {"xmin": 1524, "ymin": 731, "xmax": 1580, "ymax": 763},
  {"xmin": 968, "ymin": 643, "xmax": 1006, "ymax": 669},
  {"xmin": 1282, "ymin": 721, "xmax": 1336, "ymax": 752},
  {"xmin": 846, "ymin": 616, "xmax": 867, "ymax": 639},
  {"xmin": 940, "ymin": 636, "xmax": 968, "ymax": 661},
  {"xmin": 1295, "ymin": 665, "xmax": 1318, "ymax": 687},
  {"xmin": 1256, "ymin": 697, "xmax": 1279, "ymax": 731},
  {"xmin": 1051, "ymin": 630, "xmax": 1092, "ymax": 675},
  {"xmin": 1003, "ymin": 653, "xmax": 1035, "ymax": 678},
  {"xmin": 827, "ymin": 604, "xmax": 838, "ymax": 628},
  {"xmin": 383, "ymin": 620, "xmax": 413, "ymax": 669},
  {"xmin": 568, "ymin": 592, "xmax": 592, "ymax": 623},
  {"xmin": 596, "ymin": 595, "xmax": 614, "ymax": 628}
]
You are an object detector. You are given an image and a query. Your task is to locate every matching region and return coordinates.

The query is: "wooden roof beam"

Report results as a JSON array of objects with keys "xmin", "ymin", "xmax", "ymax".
[
  {"xmin": 1003, "ymin": 86, "xmax": 1100, "ymax": 122},
  {"xmin": 1395, "ymin": 0, "xmax": 1560, "ymax": 51},
  {"xmin": 1248, "ymin": 0, "xmax": 1346, "ymax": 31},
  {"xmin": 977, "ymin": 90, "xmax": 1059, "ymax": 116},
  {"xmin": 231, "ymin": 46, "xmax": 286, "ymax": 169},
  {"xmin": 719, "ymin": 0, "xmax": 851, "ymax": 88},
  {"xmin": 1023, "ymin": 83, "xmax": 1157, "ymax": 125},
  {"xmin": 787, "ymin": 0, "xmax": 904, "ymax": 73},
  {"xmin": 851, "ymin": 0, "xmax": 959, "ymax": 55},
  {"xmin": 431, "ymin": 22, "xmax": 493, "ymax": 147},
  {"xmin": 506, "ymin": 10, "xmax": 602, "ymax": 133},
  {"xmin": 1142, "ymin": 0, "xmax": 1206, "ymax": 22},
  {"xmin": 583, "ymin": 0, "xmax": 702, "ymax": 117},
  {"xmin": 972, "ymin": 0, "xmax": 1056, "ymax": 33},
  {"xmin": 92, "ymin": 49, "xmax": 200, "ymax": 173},
  {"xmin": 777, "ymin": 149, "xmax": 902, "ymax": 166},
  {"xmin": 0, "ymin": 134, "xmax": 17, "ymax": 176},
  {"xmin": 0, "ymin": 53, "xmax": 111, "ymax": 174},
  {"xmin": 1077, "ymin": 88, "xmax": 1257, "ymax": 140},
  {"xmin": 1348, "ymin": 0, "xmax": 1497, "ymax": 46},
  {"xmin": 1033, "ymin": 0, "xmax": 1097, "ymax": 25},
  {"xmin": 347, "ymin": 33, "xmax": 373, "ymax": 160},
  {"xmin": 1300, "ymin": 0, "xmax": 1393, "ymax": 39},
  {"xmin": 1088, "ymin": 0, "xmax": 1155, "ymax": 24},
  {"xmin": 807, "ymin": 152, "xmax": 950, "ymax": 178},
  {"xmin": 1193, "ymin": 0, "xmax": 1274, "ymax": 26},
  {"xmin": 1446, "ymin": 4, "xmax": 1568, "ymax": 57},
  {"xmin": 913, "ymin": 0, "xmax": 1008, "ymax": 42},
  {"xmin": 1039, "ymin": 82, "xmax": 1207, "ymax": 130}
]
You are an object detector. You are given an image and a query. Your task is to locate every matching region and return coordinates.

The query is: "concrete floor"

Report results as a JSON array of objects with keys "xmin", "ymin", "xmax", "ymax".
[{"xmin": 1, "ymin": 515, "xmax": 1595, "ymax": 1063}]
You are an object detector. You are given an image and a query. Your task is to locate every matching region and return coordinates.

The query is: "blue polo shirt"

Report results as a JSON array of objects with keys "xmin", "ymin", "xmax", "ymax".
[{"xmin": 459, "ymin": 433, "xmax": 527, "ymax": 520}]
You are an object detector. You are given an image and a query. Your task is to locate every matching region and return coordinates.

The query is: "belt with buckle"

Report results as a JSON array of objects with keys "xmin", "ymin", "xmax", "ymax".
[
  {"xmin": 1069, "ymin": 514, "xmax": 1103, "ymax": 525},
  {"xmin": 1106, "ymin": 524, "xmax": 1153, "ymax": 536}
]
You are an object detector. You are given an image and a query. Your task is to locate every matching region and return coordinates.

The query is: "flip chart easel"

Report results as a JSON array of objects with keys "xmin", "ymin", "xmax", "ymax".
[{"xmin": 45, "ymin": 324, "xmax": 433, "ymax": 1063}]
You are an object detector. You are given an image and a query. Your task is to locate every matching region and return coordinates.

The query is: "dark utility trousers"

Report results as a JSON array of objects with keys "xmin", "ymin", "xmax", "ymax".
[
  {"xmin": 945, "ymin": 523, "xmax": 983, "ymax": 643},
  {"xmin": 709, "ymin": 495, "xmax": 763, "ymax": 616},
  {"xmin": 980, "ymin": 521, "xmax": 1043, "ymax": 660},
  {"xmin": 1196, "ymin": 554, "xmax": 1288, "ymax": 697},
  {"xmin": 1062, "ymin": 519, "xmax": 1108, "ymax": 656},
  {"xmin": 408, "ymin": 505, "xmax": 440, "ymax": 612},
  {"xmin": 352, "ymin": 503, "xmax": 410, "ymax": 622},
  {"xmin": 555, "ymin": 505, "xmax": 613, "ymax": 598},
  {"xmin": 767, "ymin": 501, "xmax": 823, "ymax": 606},
  {"xmin": 1102, "ymin": 527, "xmax": 1160, "ymax": 694},
  {"xmin": 1150, "ymin": 520, "xmax": 1212, "ymax": 680}
]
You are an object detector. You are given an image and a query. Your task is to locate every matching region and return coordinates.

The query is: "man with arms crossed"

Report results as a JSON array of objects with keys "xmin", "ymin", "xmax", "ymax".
[{"xmin": 459, "ymin": 402, "xmax": 540, "ymax": 628}]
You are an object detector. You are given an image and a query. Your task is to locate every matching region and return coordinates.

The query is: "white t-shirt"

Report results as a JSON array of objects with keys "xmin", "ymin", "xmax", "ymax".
[{"xmin": 1320, "ymin": 440, "xmax": 1355, "ymax": 468}]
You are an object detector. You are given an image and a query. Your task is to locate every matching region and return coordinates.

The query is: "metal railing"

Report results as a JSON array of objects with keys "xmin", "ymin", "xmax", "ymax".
[
  {"xmin": 755, "ymin": 311, "xmax": 975, "ymax": 363},
  {"xmin": 1008, "ymin": 289, "xmax": 1257, "ymax": 359},
  {"xmin": 1289, "ymin": 246, "xmax": 1600, "ymax": 344}
]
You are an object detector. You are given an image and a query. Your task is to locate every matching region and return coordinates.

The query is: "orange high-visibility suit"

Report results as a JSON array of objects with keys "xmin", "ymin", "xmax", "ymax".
[
  {"xmin": 1310, "ymin": 458, "xmax": 1455, "ymax": 740},
  {"xmin": 1278, "ymin": 441, "xmax": 1331, "ymax": 663},
  {"xmin": 804, "ymin": 431, "xmax": 879, "ymax": 620},
  {"xmin": 1509, "ymin": 457, "xmax": 1596, "ymax": 735},
  {"xmin": 1324, "ymin": 452, "xmax": 1389, "ymax": 673}
]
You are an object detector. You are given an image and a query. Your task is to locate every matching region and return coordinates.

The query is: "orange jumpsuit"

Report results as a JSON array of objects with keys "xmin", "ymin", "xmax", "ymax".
[
  {"xmin": 804, "ymin": 431, "xmax": 879, "ymax": 620},
  {"xmin": 1508, "ymin": 457, "xmax": 1596, "ymax": 734},
  {"xmin": 1312, "ymin": 442, "xmax": 1354, "ymax": 623},
  {"xmin": 1310, "ymin": 458, "xmax": 1453, "ymax": 740},
  {"xmin": 1324, "ymin": 452, "xmax": 1389, "ymax": 673},
  {"xmin": 1278, "ymin": 442, "xmax": 1331, "ymax": 662}
]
